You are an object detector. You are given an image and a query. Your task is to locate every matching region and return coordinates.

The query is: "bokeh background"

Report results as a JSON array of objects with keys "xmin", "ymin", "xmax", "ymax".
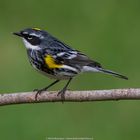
[{"xmin": 0, "ymin": 0, "xmax": 140, "ymax": 139}]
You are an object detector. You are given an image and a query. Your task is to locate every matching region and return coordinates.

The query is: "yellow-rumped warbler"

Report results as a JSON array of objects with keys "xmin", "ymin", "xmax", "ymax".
[{"xmin": 13, "ymin": 28, "xmax": 128, "ymax": 99}]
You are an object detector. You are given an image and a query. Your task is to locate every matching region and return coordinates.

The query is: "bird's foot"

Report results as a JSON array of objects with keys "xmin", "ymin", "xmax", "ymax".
[
  {"xmin": 34, "ymin": 88, "xmax": 47, "ymax": 101},
  {"xmin": 57, "ymin": 88, "xmax": 67, "ymax": 102}
]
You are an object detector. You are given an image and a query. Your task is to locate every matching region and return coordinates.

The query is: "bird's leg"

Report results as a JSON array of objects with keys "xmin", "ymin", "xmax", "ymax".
[
  {"xmin": 35, "ymin": 79, "xmax": 60, "ymax": 100},
  {"xmin": 57, "ymin": 78, "xmax": 72, "ymax": 100}
]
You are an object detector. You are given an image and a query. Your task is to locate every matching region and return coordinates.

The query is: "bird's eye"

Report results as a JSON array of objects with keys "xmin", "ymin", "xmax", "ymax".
[
  {"xmin": 27, "ymin": 36, "xmax": 33, "ymax": 40},
  {"xmin": 25, "ymin": 35, "xmax": 41, "ymax": 45}
]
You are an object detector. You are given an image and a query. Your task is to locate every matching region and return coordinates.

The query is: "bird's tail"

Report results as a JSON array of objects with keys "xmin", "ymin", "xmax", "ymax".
[
  {"xmin": 82, "ymin": 66, "xmax": 128, "ymax": 80},
  {"xmin": 97, "ymin": 68, "xmax": 128, "ymax": 80}
]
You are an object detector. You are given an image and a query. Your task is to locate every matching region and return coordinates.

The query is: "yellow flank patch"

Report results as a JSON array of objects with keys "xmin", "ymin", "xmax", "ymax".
[
  {"xmin": 32, "ymin": 27, "xmax": 41, "ymax": 31},
  {"xmin": 45, "ymin": 55, "xmax": 63, "ymax": 69}
]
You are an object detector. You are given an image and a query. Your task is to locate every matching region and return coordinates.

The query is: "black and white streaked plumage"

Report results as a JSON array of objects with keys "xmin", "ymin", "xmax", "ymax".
[{"xmin": 13, "ymin": 28, "xmax": 128, "ymax": 100}]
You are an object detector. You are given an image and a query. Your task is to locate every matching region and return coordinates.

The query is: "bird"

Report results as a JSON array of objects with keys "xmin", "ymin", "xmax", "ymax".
[{"xmin": 13, "ymin": 28, "xmax": 128, "ymax": 100}]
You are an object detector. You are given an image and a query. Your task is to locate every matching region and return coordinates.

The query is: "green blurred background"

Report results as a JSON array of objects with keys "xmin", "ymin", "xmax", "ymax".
[{"xmin": 0, "ymin": 0, "xmax": 140, "ymax": 139}]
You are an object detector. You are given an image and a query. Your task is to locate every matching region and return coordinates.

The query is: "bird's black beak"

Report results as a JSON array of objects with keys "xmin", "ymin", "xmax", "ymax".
[{"xmin": 13, "ymin": 32, "xmax": 22, "ymax": 37}]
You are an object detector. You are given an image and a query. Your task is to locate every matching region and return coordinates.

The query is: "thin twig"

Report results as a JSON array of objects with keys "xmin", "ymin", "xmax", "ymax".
[{"xmin": 0, "ymin": 88, "xmax": 139, "ymax": 106}]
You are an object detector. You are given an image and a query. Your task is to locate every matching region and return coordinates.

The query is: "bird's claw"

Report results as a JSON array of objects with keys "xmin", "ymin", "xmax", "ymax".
[
  {"xmin": 57, "ymin": 88, "xmax": 67, "ymax": 102},
  {"xmin": 35, "ymin": 88, "xmax": 46, "ymax": 101}
]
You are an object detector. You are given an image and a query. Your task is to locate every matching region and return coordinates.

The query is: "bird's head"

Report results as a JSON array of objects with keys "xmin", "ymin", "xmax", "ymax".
[{"xmin": 13, "ymin": 28, "xmax": 50, "ymax": 50}]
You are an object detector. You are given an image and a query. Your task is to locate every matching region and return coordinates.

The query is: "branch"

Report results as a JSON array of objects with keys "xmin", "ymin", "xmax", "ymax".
[{"xmin": 0, "ymin": 88, "xmax": 140, "ymax": 106}]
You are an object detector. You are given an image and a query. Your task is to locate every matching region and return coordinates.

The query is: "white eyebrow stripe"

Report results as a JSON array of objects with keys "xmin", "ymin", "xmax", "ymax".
[{"xmin": 30, "ymin": 33, "xmax": 40, "ymax": 37}]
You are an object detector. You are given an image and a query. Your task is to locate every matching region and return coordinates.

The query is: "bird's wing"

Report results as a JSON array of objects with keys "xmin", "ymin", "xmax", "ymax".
[
  {"xmin": 55, "ymin": 51, "xmax": 102, "ymax": 69},
  {"xmin": 42, "ymin": 39, "xmax": 102, "ymax": 70}
]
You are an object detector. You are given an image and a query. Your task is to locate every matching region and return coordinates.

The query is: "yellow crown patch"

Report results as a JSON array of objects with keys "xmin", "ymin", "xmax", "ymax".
[{"xmin": 32, "ymin": 28, "xmax": 41, "ymax": 31}]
